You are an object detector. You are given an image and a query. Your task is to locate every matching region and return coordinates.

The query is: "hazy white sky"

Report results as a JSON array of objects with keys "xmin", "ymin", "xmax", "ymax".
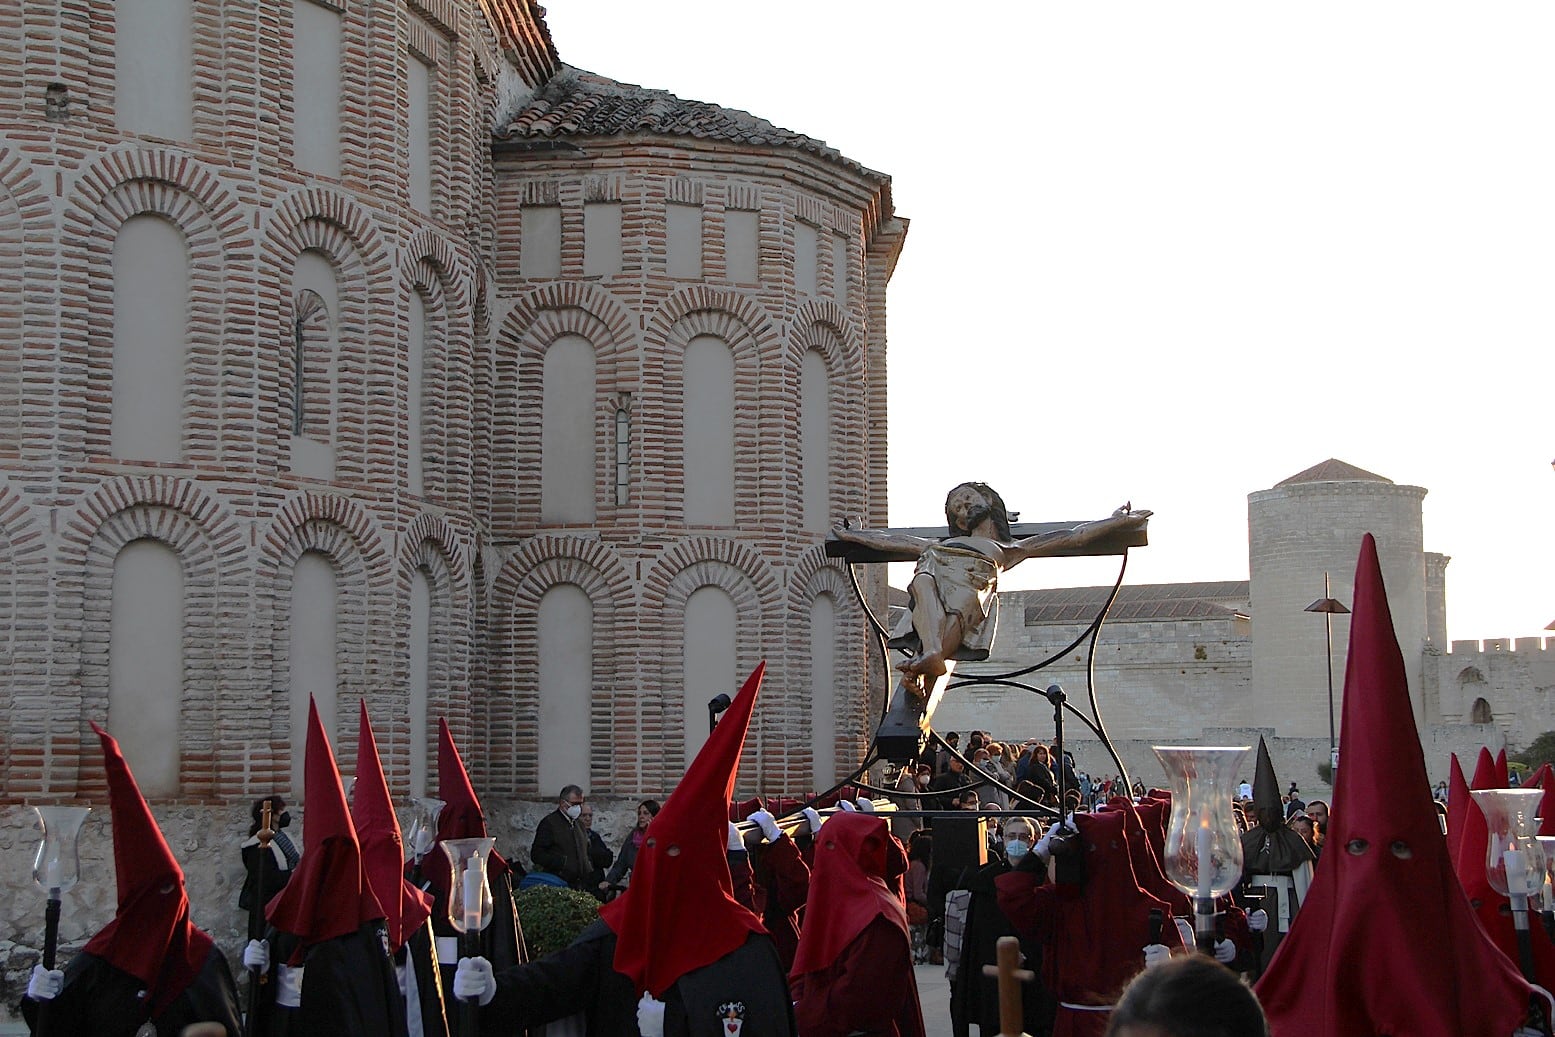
[{"xmin": 545, "ymin": 2, "xmax": 1555, "ymax": 642}]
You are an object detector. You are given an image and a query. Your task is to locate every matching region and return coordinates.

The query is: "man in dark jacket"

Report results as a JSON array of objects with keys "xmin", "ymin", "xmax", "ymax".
[{"xmin": 530, "ymin": 785, "xmax": 590, "ymax": 889}]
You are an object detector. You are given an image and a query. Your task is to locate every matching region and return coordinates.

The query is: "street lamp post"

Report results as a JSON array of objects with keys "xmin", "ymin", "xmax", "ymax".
[{"xmin": 1305, "ymin": 573, "xmax": 1350, "ymax": 778}]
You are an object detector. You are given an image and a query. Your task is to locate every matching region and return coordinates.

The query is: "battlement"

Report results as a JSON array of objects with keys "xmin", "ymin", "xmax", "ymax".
[{"xmin": 1450, "ymin": 637, "xmax": 1555, "ymax": 655}]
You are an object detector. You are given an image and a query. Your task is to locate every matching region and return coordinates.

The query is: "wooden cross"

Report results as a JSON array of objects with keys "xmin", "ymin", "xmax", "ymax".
[
  {"xmin": 827, "ymin": 519, "xmax": 1146, "ymax": 762},
  {"xmin": 981, "ymin": 936, "xmax": 1036, "ymax": 1037}
]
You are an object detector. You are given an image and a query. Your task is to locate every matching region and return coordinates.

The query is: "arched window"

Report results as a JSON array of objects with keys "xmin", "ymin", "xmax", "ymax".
[
  {"xmin": 408, "ymin": 290, "xmax": 427, "ymax": 496},
  {"xmin": 540, "ymin": 335, "xmax": 596, "ymax": 523},
  {"xmin": 1471, "ymin": 697, "xmax": 1493, "ymax": 725},
  {"xmin": 292, "ymin": 0, "xmax": 342, "ymax": 177},
  {"xmin": 683, "ymin": 335, "xmax": 734, "ymax": 525},
  {"xmin": 408, "ymin": 566, "xmax": 432, "ymax": 795},
  {"xmin": 537, "ymin": 583, "xmax": 594, "ymax": 792},
  {"xmin": 809, "ymin": 592, "xmax": 837, "ymax": 788},
  {"xmin": 800, "ymin": 348, "xmax": 831, "ymax": 533},
  {"xmin": 112, "ymin": 214, "xmax": 187, "ymax": 461},
  {"xmin": 109, "ymin": 539, "xmax": 183, "ymax": 796},
  {"xmin": 683, "ymin": 585, "xmax": 736, "ymax": 761},
  {"xmin": 115, "ymin": 0, "xmax": 192, "ymax": 140},
  {"xmin": 289, "ymin": 250, "xmax": 338, "ymax": 479},
  {"xmin": 290, "ymin": 550, "xmax": 338, "ymax": 792}
]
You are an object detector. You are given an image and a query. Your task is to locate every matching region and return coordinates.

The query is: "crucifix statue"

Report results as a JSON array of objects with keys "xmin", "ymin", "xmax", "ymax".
[{"xmin": 827, "ymin": 481, "xmax": 1149, "ymax": 760}]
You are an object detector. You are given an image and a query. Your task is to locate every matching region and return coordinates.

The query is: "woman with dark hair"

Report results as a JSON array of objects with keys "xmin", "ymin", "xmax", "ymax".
[
  {"xmin": 238, "ymin": 794, "xmax": 298, "ymax": 925},
  {"xmin": 1105, "ymin": 956, "xmax": 1268, "ymax": 1037},
  {"xmin": 600, "ymin": 798, "xmax": 660, "ymax": 895},
  {"xmin": 1025, "ymin": 745, "xmax": 1058, "ymax": 805}
]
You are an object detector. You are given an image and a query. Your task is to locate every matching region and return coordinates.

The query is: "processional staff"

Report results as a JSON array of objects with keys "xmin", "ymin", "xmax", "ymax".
[
  {"xmin": 31, "ymin": 804, "xmax": 90, "ymax": 1037},
  {"xmin": 243, "ymin": 798, "xmax": 274, "ymax": 1037},
  {"xmin": 981, "ymin": 936, "xmax": 1035, "ymax": 1037}
]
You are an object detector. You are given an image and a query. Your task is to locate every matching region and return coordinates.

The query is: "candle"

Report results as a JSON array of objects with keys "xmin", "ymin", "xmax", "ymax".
[
  {"xmin": 1196, "ymin": 817, "xmax": 1213, "ymax": 899},
  {"xmin": 1504, "ymin": 847, "xmax": 1529, "ymax": 896},
  {"xmin": 462, "ymin": 855, "xmax": 483, "ymax": 932},
  {"xmin": 44, "ymin": 858, "xmax": 61, "ymax": 894}
]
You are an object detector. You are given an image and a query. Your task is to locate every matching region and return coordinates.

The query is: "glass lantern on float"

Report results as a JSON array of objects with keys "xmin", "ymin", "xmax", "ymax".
[
  {"xmin": 1152, "ymin": 746, "xmax": 1249, "ymax": 953},
  {"xmin": 33, "ymin": 805, "xmax": 90, "ymax": 970},
  {"xmin": 1472, "ymin": 788, "xmax": 1545, "ymax": 980}
]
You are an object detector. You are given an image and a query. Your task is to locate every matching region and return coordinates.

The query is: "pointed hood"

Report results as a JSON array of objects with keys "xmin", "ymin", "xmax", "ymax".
[
  {"xmin": 1445, "ymin": 754, "xmax": 1470, "ymax": 873},
  {"xmin": 266, "ymin": 698, "xmax": 385, "ymax": 948},
  {"xmin": 790, "ymin": 812, "xmax": 907, "ymax": 980},
  {"xmin": 600, "ymin": 662, "xmax": 768, "ymax": 997},
  {"xmin": 1457, "ymin": 748, "xmax": 1499, "ymax": 893},
  {"xmin": 1252, "ymin": 736, "xmax": 1284, "ymax": 823},
  {"xmin": 81, "ymin": 723, "xmax": 212, "ymax": 1015},
  {"xmin": 1256, "ymin": 535, "xmax": 1532, "ymax": 1036},
  {"xmin": 352, "ymin": 700, "xmax": 433, "ymax": 953},
  {"xmin": 429, "ymin": 718, "xmax": 511, "ymax": 905},
  {"xmin": 1495, "ymin": 748, "xmax": 1510, "ymax": 789}
]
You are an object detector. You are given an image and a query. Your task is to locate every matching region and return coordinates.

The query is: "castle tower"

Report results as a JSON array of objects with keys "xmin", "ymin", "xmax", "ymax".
[{"xmin": 1248, "ymin": 460, "xmax": 1429, "ymax": 740}]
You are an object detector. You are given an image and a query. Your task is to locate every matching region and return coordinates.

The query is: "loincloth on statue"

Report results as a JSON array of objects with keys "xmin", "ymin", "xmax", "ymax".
[{"xmin": 888, "ymin": 543, "xmax": 1000, "ymax": 660}]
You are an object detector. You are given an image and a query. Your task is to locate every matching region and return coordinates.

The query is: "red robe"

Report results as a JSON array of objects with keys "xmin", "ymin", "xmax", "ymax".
[{"xmin": 790, "ymin": 813, "xmax": 925, "ymax": 1037}]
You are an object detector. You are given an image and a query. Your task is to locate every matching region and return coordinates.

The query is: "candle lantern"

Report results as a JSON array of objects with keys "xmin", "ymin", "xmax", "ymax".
[
  {"xmin": 1472, "ymin": 788, "xmax": 1546, "ymax": 982},
  {"xmin": 32, "ymin": 805, "xmax": 90, "ymax": 972},
  {"xmin": 405, "ymin": 797, "xmax": 445, "ymax": 865},
  {"xmin": 441, "ymin": 836, "xmax": 494, "ymax": 1036},
  {"xmin": 1152, "ymin": 746, "xmax": 1249, "ymax": 953}
]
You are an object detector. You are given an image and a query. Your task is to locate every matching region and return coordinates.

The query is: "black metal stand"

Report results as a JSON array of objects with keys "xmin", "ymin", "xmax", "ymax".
[
  {"xmin": 1045, "ymin": 683, "xmax": 1066, "ymax": 811},
  {"xmin": 1194, "ymin": 895, "xmax": 1217, "ymax": 955},
  {"xmin": 36, "ymin": 895, "xmax": 61, "ymax": 1037},
  {"xmin": 459, "ymin": 929, "xmax": 480, "ymax": 1037}
]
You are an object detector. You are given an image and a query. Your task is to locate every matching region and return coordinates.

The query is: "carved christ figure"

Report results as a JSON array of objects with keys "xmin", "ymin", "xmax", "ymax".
[{"xmin": 828, "ymin": 482, "xmax": 1151, "ymax": 683}]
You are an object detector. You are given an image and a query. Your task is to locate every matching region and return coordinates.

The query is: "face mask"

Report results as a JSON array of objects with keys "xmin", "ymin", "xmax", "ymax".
[
  {"xmin": 565, "ymin": 804, "xmax": 582, "ymax": 821},
  {"xmin": 916, "ymin": 775, "xmax": 930, "ymax": 786},
  {"xmin": 1005, "ymin": 839, "xmax": 1030, "ymax": 862}
]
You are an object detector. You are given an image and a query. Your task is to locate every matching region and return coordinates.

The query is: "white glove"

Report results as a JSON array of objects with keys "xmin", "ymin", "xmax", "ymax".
[
  {"xmin": 1247, "ymin": 909, "xmax": 1269, "ymax": 933},
  {"xmin": 243, "ymin": 938, "xmax": 269, "ymax": 971},
  {"xmin": 727, "ymin": 822, "xmax": 744, "ymax": 851},
  {"xmin": 802, "ymin": 807, "xmax": 823, "ymax": 834},
  {"xmin": 453, "ymin": 956, "xmax": 497, "ymax": 1006},
  {"xmin": 27, "ymin": 964, "xmax": 63, "ymax": 1001},
  {"xmin": 1173, "ymin": 917, "xmax": 1195, "ymax": 948},
  {"xmin": 275, "ymin": 964, "xmax": 304, "ymax": 1008},
  {"xmin": 637, "ymin": 991, "xmax": 666, "ymax": 1037},
  {"xmin": 749, "ymin": 809, "xmax": 782, "ymax": 843},
  {"xmin": 855, "ymin": 797, "xmax": 875, "ymax": 813},
  {"xmin": 1213, "ymin": 938, "xmax": 1237, "ymax": 964},
  {"xmin": 1033, "ymin": 815, "xmax": 1076, "ymax": 859},
  {"xmin": 837, "ymin": 799, "xmax": 857, "ymax": 812},
  {"xmin": 1142, "ymin": 944, "xmax": 1171, "ymax": 969}
]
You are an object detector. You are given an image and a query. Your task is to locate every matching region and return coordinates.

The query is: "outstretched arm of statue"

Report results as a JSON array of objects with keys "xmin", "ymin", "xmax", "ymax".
[
  {"xmin": 1001, "ymin": 505, "xmax": 1151, "ymax": 566},
  {"xmin": 826, "ymin": 520, "xmax": 933, "ymax": 558}
]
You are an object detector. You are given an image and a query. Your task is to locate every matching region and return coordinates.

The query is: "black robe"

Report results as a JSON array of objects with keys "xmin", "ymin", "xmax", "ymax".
[
  {"xmin": 250, "ymin": 923, "xmax": 408, "ymax": 1037},
  {"xmin": 950, "ymin": 861, "xmax": 1056, "ymax": 1037},
  {"xmin": 399, "ymin": 921, "xmax": 450, "ymax": 1037},
  {"xmin": 21, "ymin": 945, "xmax": 243, "ymax": 1037},
  {"xmin": 481, "ymin": 920, "xmax": 795, "ymax": 1037},
  {"xmin": 424, "ymin": 869, "xmax": 527, "ymax": 1002}
]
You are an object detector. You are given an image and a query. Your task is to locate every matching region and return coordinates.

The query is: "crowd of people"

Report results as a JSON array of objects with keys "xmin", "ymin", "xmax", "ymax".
[{"xmin": 16, "ymin": 536, "xmax": 1554, "ymax": 1036}]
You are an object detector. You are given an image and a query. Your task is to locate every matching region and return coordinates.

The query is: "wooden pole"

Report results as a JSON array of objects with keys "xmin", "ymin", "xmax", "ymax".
[{"xmin": 981, "ymin": 935, "xmax": 1035, "ymax": 1037}]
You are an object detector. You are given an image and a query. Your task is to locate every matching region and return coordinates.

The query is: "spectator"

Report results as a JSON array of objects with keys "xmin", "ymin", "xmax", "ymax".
[
  {"xmin": 1105, "ymin": 955, "xmax": 1269, "ymax": 1037},
  {"xmin": 531, "ymin": 784, "xmax": 590, "ymax": 889},
  {"xmin": 578, "ymin": 803, "xmax": 614, "ymax": 901},
  {"xmin": 601, "ymin": 799, "xmax": 660, "ymax": 896},
  {"xmin": 891, "ymin": 762, "xmax": 925, "ymax": 844},
  {"xmin": 1021, "ymin": 745, "xmax": 1058, "ymax": 805},
  {"xmin": 937, "ymin": 731, "xmax": 963, "ymax": 775},
  {"xmin": 905, "ymin": 834, "xmax": 933, "ymax": 964},
  {"xmin": 928, "ymin": 755, "xmax": 974, "ymax": 811}
]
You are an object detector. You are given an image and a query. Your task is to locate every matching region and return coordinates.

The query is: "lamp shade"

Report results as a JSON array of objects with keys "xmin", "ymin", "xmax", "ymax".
[
  {"xmin": 1472, "ymin": 788, "xmax": 1545, "ymax": 897},
  {"xmin": 405, "ymin": 796, "xmax": 445, "ymax": 862},
  {"xmin": 1152, "ymin": 746, "xmax": 1249, "ymax": 900},
  {"xmin": 33, "ymin": 805, "xmax": 90, "ymax": 896},
  {"xmin": 441, "ymin": 836, "xmax": 495, "ymax": 934}
]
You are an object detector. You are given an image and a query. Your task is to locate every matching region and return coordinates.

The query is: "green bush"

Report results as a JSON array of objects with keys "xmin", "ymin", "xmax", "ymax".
[{"xmin": 515, "ymin": 885, "xmax": 603, "ymax": 958}]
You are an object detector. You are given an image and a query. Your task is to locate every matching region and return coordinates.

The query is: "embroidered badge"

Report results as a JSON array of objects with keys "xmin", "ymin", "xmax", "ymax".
[{"xmin": 717, "ymin": 1000, "xmax": 746, "ymax": 1036}]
